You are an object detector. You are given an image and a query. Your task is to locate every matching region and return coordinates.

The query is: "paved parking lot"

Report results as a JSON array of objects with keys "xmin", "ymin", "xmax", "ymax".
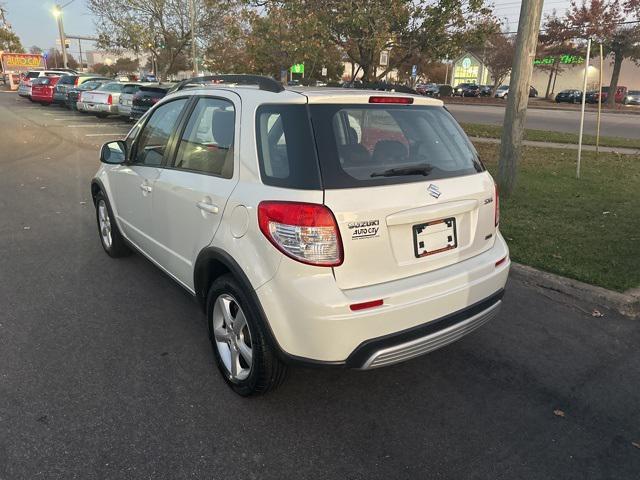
[{"xmin": 1, "ymin": 92, "xmax": 639, "ymax": 479}]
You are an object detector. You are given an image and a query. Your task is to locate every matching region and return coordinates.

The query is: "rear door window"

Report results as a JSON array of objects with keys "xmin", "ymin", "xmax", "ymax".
[{"xmin": 310, "ymin": 104, "xmax": 483, "ymax": 188}]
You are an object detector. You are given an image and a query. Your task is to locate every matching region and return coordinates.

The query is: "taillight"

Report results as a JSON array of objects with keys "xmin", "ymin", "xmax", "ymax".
[
  {"xmin": 74, "ymin": 77, "xmax": 79, "ymax": 86},
  {"xmin": 258, "ymin": 201, "xmax": 343, "ymax": 267},
  {"xmin": 494, "ymin": 183, "xmax": 500, "ymax": 227},
  {"xmin": 369, "ymin": 96, "xmax": 413, "ymax": 104},
  {"xmin": 107, "ymin": 94, "xmax": 112, "ymax": 105}
]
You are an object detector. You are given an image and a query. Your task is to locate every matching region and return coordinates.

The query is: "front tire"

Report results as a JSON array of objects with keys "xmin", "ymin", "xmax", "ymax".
[
  {"xmin": 207, "ymin": 274, "xmax": 287, "ymax": 396},
  {"xmin": 95, "ymin": 191, "xmax": 131, "ymax": 258}
]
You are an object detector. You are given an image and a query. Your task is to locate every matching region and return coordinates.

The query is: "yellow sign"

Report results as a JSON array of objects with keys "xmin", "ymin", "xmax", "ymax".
[{"xmin": 1, "ymin": 53, "xmax": 46, "ymax": 72}]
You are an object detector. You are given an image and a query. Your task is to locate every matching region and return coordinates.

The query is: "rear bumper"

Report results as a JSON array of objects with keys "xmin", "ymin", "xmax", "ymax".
[
  {"xmin": 117, "ymin": 104, "xmax": 132, "ymax": 116},
  {"xmin": 53, "ymin": 92, "xmax": 67, "ymax": 104},
  {"xmin": 256, "ymin": 232, "xmax": 510, "ymax": 364},
  {"xmin": 77, "ymin": 102, "xmax": 118, "ymax": 114},
  {"xmin": 347, "ymin": 291, "xmax": 502, "ymax": 369}
]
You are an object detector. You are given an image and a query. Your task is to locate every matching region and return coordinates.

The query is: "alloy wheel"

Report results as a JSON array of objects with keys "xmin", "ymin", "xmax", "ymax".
[
  {"xmin": 212, "ymin": 294, "xmax": 253, "ymax": 382},
  {"xmin": 98, "ymin": 200, "xmax": 112, "ymax": 249}
]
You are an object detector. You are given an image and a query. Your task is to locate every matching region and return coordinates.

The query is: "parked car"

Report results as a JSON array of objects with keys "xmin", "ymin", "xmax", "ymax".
[
  {"xmin": 66, "ymin": 80, "xmax": 110, "ymax": 110},
  {"xmin": 415, "ymin": 83, "xmax": 439, "ymax": 96},
  {"xmin": 53, "ymin": 75, "xmax": 112, "ymax": 106},
  {"xmin": 555, "ymin": 89, "xmax": 583, "ymax": 104},
  {"xmin": 30, "ymin": 76, "xmax": 61, "ymax": 105},
  {"xmin": 77, "ymin": 81, "xmax": 125, "ymax": 117},
  {"xmin": 130, "ymin": 84, "xmax": 172, "ymax": 120},
  {"xmin": 586, "ymin": 86, "xmax": 628, "ymax": 104},
  {"xmin": 494, "ymin": 85, "xmax": 538, "ymax": 98},
  {"xmin": 17, "ymin": 70, "xmax": 72, "ymax": 99},
  {"xmin": 91, "ymin": 74, "xmax": 509, "ymax": 396},
  {"xmin": 453, "ymin": 83, "xmax": 480, "ymax": 97},
  {"xmin": 623, "ymin": 90, "xmax": 640, "ymax": 105},
  {"xmin": 117, "ymin": 83, "xmax": 147, "ymax": 119},
  {"xmin": 479, "ymin": 85, "xmax": 493, "ymax": 97}
]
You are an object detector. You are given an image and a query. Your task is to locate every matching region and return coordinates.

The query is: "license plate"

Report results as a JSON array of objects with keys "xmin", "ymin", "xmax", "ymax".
[{"xmin": 413, "ymin": 218, "xmax": 457, "ymax": 258}]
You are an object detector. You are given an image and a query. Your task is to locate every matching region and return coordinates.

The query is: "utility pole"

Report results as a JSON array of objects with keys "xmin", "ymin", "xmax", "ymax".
[
  {"xmin": 497, "ymin": 0, "xmax": 544, "ymax": 197},
  {"xmin": 190, "ymin": 0, "xmax": 199, "ymax": 76},
  {"xmin": 53, "ymin": 5, "xmax": 68, "ymax": 69}
]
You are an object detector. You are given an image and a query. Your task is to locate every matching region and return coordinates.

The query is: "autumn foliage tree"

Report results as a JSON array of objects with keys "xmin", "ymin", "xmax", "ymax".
[
  {"xmin": 264, "ymin": 0, "xmax": 497, "ymax": 82},
  {"xmin": 564, "ymin": 0, "xmax": 640, "ymax": 107}
]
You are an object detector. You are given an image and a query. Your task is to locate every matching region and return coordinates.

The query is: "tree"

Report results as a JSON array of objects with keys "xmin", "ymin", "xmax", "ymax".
[
  {"xmin": 266, "ymin": 0, "xmax": 496, "ymax": 82},
  {"xmin": 114, "ymin": 57, "xmax": 139, "ymax": 73},
  {"xmin": 0, "ymin": 2, "xmax": 24, "ymax": 52},
  {"xmin": 88, "ymin": 0, "xmax": 234, "ymax": 78},
  {"xmin": 564, "ymin": 0, "xmax": 640, "ymax": 107},
  {"xmin": 29, "ymin": 45, "xmax": 43, "ymax": 54},
  {"xmin": 479, "ymin": 33, "xmax": 516, "ymax": 95},
  {"xmin": 91, "ymin": 62, "xmax": 114, "ymax": 76},
  {"xmin": 537, "ymin": 12, "xmax": 580, "ymax": 98},
  {"xmin": 46, "ymin": 49, "xmax": 79, "ymax": 70}
]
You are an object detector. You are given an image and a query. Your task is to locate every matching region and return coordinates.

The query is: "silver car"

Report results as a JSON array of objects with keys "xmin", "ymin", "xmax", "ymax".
[
  {"xmin": 623, "ymin": 90, "xmax": 640, "ymax": 105},
  {"xmin": 117, "ymin": 83, "xmax": 148, "ymax": 118}
]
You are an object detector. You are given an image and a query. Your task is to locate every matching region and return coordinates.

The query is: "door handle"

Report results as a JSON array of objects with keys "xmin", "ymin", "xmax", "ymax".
[
  {"xmin": 139, "ymin": 184, "xmax": 152, "ymax": 193},
  {"xmin": 196, "ymin": 201, "xmax": 219, "ymax": 214}
]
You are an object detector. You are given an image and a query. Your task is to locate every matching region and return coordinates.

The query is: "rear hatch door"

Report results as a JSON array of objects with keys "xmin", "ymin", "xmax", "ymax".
[{"xmin": 308, "ymin": 97, "xmax": 497, "ymax": 290}]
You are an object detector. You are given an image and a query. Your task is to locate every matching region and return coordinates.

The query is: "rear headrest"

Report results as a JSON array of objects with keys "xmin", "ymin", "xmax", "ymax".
[{"xmin": 212, "ymin": 110, "xmax": 235, "ymax": 148}]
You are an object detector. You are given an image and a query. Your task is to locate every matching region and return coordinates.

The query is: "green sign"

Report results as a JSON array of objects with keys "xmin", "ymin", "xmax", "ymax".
[
  {"xmin": 290, "ymin": 63, "xmax": 305, "ymax": 74},
  {"xmin": 534, "ymin": 54, "xmax": 585, "ymax": 66}
]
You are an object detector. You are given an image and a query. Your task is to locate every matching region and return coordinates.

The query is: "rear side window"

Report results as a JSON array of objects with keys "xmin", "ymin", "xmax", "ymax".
[
  {"xmin": 173, "ymin": 97, "xmax": 235, "ymax": 178},
  {"xmin": 310, "ymin": 104, "xmax": 483, "ymax": 188},
  {"xmin": 255, "ymin": 105, "xmax": 321, "ymax": 189},
  {"xmin": 58, "ymin": 76, "xmax": 76, "ymax": 85},
  {"xmin": 32, "ymin": 77, "xmax": 51, "ymax": 85}
]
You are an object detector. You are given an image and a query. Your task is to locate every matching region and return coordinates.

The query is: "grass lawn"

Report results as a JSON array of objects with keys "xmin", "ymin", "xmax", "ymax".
[
  {"xmin": 475, "ymin": 143, "xmax": 640, "ymax": 292},
  {"xmin": 462, "ymin": 123, "xmax": 640, "ymax": 150}
]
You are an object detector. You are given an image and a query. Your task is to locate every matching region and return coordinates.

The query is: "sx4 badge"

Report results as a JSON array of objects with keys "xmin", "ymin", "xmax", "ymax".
[{"xmin": 348, "ymin": 219, "xmax": 380, "ymax": 240}]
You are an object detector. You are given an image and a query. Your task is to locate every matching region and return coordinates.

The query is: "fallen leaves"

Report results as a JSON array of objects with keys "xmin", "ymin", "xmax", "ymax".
[
  {"xmin": 632, "ymin": 442, "xmax": 640, "ymax": 449},
  {"xmin": 591, "ymin": 309, "xmax": 604, "ymax": 318},
  {"xmin": 553, "ymin": 409, "xmax": 566, "ymax": 418}
]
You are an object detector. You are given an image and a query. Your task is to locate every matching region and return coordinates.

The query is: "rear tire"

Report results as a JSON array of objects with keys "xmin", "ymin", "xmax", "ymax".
[
  {"xmin": 95, "ymin": 191, "xmax": 131, "ymax": 258},
  {"xmin": 207, "ymin": 274, "xmax": 287, "ymax": 396}
]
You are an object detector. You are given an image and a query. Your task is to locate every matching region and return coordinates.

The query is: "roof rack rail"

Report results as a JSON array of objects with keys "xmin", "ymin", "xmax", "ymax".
[{"xmin": 170, "ymin": 74, "xmax": 284, "ymax": 93}]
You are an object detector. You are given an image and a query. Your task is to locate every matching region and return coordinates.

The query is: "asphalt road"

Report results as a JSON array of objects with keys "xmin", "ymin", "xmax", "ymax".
[
  {"xmin": 447, "ymin": 103, "xmax": 640, "ymax": 139},
  {"xmin": 1, "ymin": 92, "xmax": 639, "ymax": 480}
]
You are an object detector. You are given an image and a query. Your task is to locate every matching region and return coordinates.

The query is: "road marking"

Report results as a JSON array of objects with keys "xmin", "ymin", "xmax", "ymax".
[
  {"xmin": 68, "ymin": 123, "xmax": 130, "ymax": 127},
  {"xmin": 85, "ymin": 133, "xmax": 126, "ymax": 137}
]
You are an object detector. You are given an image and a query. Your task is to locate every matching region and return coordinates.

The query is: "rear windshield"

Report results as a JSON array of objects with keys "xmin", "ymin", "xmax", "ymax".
[
  {"xmin": 310, "ymin": 104, "xmax": 483, "ymax": 188},
  {"xmin": 629, "ymin": 91, "xmax": 640, "ymax": 95},
  {"xmin": 32, "ymin": 77, "xmax": 53, "ymax": 85},
  {"xmin": 58, "ymin": 76, "xmax": 77, "ymax": 85},
  {"xmin": 98, "ymin": 82, "xmax": 124, "ymax": 92},
  {"xmin": 255, "ymin": 103, "xmax": 482, "ymax": 189},
  {"xmin": 122, "ymin": 84, "xmax": 141, "ymax": 94},
  {"xmin": 26, "ymin": 71, "xmax": 41, "ymax": 79}
]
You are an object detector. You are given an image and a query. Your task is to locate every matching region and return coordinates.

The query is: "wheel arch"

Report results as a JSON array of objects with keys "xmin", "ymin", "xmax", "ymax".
[
  {"xmin": 90, "ymin": 178, "xmax": 105, "ymax": 206},
  {"xmin": 194, "ymin": 247, "xmax": 252, "ymax": 312}
]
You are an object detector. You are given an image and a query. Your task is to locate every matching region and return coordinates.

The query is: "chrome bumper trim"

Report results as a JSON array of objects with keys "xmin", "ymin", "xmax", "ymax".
[{"xmin": 361, "ymin": 300, "xmax": 502, "ymax": 369}]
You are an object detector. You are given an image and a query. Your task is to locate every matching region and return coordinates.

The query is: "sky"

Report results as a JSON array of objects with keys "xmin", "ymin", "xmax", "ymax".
[
  {"xmin": 4, "ymin": 0, "xmax": 576, "ymax": 56},
  {"xmin": 5, "ymin": 0, "xmax": 97, "ymax": 55}
]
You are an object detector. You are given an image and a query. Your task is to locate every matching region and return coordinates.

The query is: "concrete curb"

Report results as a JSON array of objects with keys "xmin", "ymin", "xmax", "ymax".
[
  {"xmin": 444, "ymin": 99, "xmax": 640, "ymax": 116},
  {"xmin": 510, "ymin": 263, "xmax": 640, "ymax": 320},
  {"xmin": 469, "ymin": 136, "xmax": 640, "ymax": 156}
]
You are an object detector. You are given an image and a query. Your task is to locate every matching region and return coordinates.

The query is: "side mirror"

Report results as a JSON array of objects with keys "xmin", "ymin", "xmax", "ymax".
[{"xmin": 100, "ymin": 140, "xmax": 127, "ymax": 164}]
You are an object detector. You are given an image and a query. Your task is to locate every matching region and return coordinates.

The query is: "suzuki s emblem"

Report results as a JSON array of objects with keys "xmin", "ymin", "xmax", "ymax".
[{"xmin": 427, "ymin": 184, "xmax": 441, "ymax": 199}]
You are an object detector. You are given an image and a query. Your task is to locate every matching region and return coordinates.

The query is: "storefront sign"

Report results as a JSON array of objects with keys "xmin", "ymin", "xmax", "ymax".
[
  {"xmin": 1, "ymin": 53, "xmax": 46, "ymax": 72},
  {"xmin": 534, "ymin": 54, "xmax": 585, "ymax": 66}
]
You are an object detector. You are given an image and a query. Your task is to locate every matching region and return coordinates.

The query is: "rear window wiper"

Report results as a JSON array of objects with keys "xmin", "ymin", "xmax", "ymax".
[{"xmin": 370, "ymin": 164, "xmax": 433, "ymax": 178}]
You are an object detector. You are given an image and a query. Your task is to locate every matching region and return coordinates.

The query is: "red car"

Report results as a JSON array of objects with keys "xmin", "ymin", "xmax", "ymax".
[{"xmin": 31, "ymin": 76, "xmax": 61, "ymax": 105}]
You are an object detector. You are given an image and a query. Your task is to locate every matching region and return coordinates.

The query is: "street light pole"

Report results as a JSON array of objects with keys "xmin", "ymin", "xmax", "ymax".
[{"xmin": 53, "ymin": 4, "xmax": 68, "ymax": 69}]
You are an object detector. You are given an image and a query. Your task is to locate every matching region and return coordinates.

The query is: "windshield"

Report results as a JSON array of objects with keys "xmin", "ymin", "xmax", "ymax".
[{"xmin": 310, "ymin": 104, "xmax": 483, "ymax": 188}]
